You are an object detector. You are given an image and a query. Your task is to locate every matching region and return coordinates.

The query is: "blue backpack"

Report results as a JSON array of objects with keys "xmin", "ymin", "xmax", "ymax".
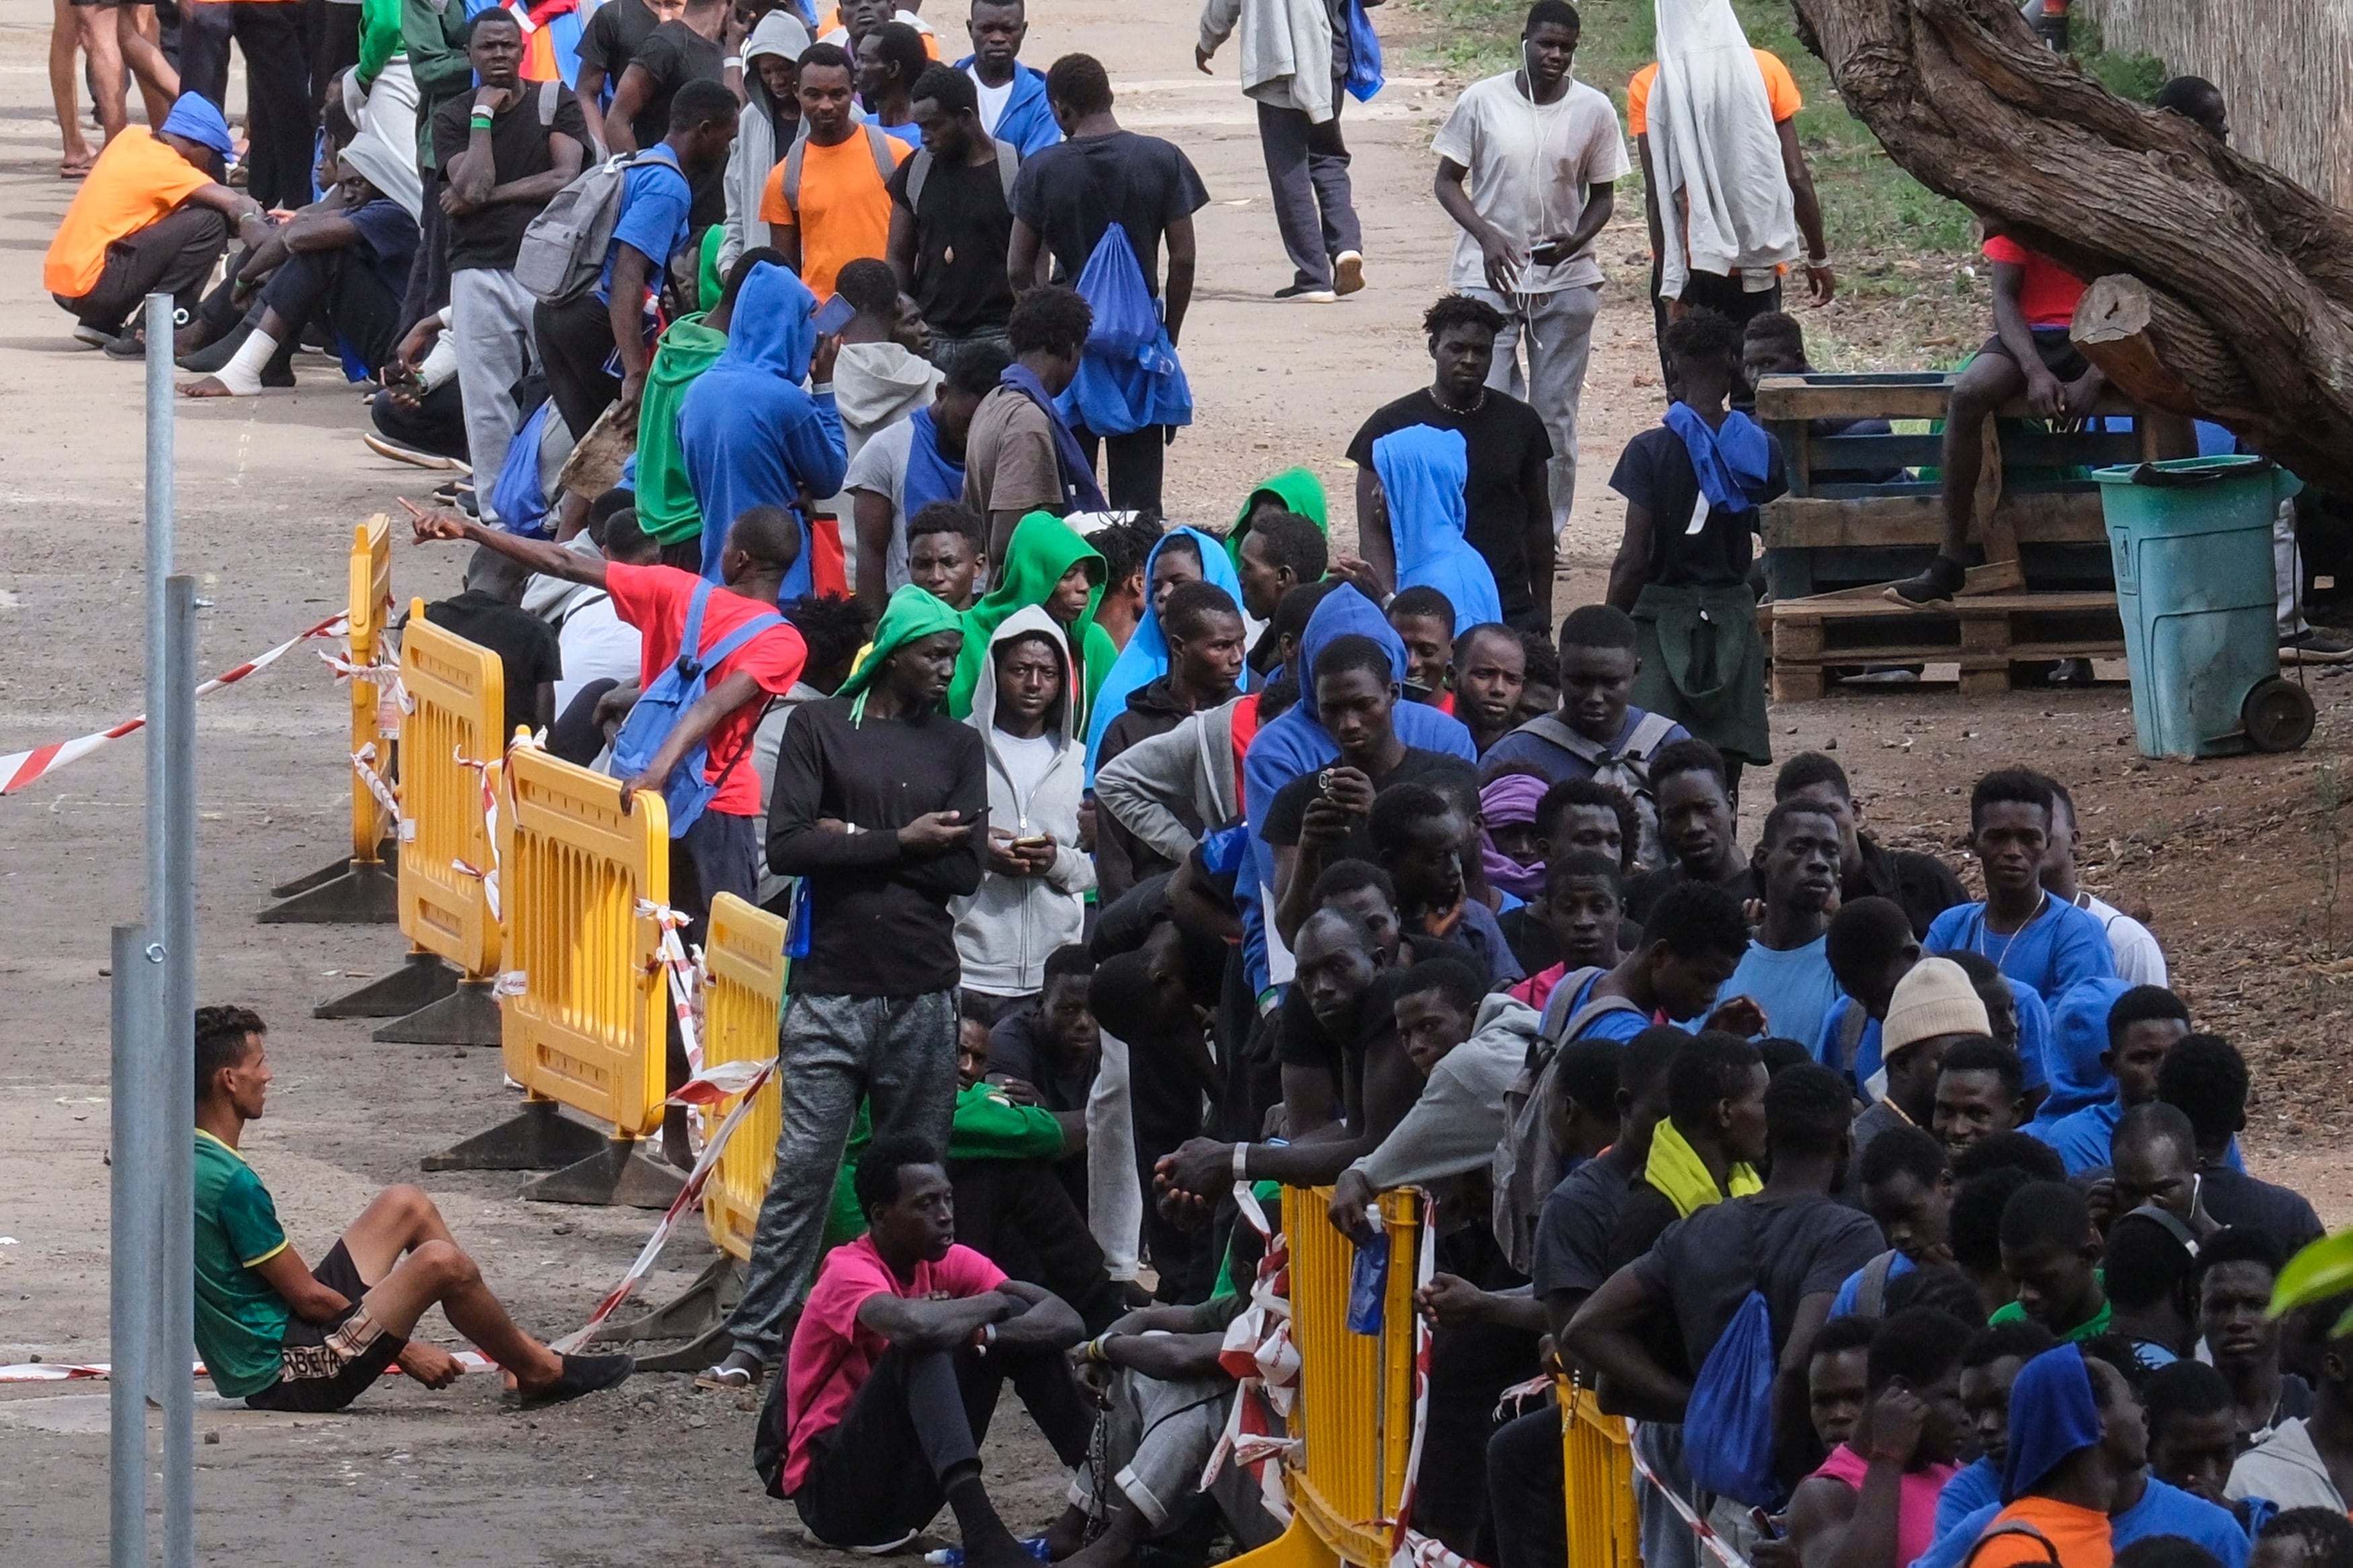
[
  {"xmin": 607, "ymin": 579, "xmax": 782, "ymax": 837},
  {"xmin": 1683, "ymin": 1282, "xmax": 1781, "ymax": 1508}
]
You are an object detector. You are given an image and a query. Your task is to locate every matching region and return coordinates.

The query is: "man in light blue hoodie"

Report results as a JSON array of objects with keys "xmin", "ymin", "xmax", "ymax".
[{"xmin": 679, "ymin": 261, "xmax": 850, "ymax": 601}]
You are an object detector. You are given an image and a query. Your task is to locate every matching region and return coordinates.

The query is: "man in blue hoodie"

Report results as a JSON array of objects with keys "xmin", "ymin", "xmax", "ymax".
[
  {"xmin": 959, "ymin": 0, "xmax": 1060, "ymax": 157},
  {"xmin": 679, "ymin": 261, "xmax": 850, "ymax": 602}
]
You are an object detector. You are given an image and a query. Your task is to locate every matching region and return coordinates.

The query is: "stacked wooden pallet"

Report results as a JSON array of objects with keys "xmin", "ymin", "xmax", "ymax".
[{"xmin": 1757, "ymin": 372, "xmax": 2160, "ymax": 699}]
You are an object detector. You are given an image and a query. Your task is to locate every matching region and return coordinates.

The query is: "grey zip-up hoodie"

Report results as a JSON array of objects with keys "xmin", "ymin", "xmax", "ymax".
[
  {"xmin": 1092, "ymin": 695, "xmax": 1244, "ymax": 862},
  {"xmin": 2226, "ymin": 1418, "xmax": 2348, "ymax": 1512},
  {"xmin": 718, "ymin": 10, "xmax": 813, "ymax": 274},
  {"xmin": 1347, "ymin": 992, "xmax": 1539, "ymax": 1190}
]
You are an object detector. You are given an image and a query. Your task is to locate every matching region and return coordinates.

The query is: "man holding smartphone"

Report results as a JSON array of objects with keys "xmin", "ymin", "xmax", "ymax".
[{"xmin": 1431, "ymin": 0, "xmax": 1629, "ymax": 530}]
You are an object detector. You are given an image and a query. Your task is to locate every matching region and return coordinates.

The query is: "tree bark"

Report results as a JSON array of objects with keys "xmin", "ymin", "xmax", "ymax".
[{"xmin": 1784, "ymin": 0, "xmax": 2353, "ymax": 491}]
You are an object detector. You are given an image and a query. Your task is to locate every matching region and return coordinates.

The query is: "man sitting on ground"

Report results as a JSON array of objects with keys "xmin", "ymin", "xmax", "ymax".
[
  {"xmin": 194, "ymin": 1006, "xmax": 631, "ymax": 1411},
  {"xmin": 766, "ymin": 1134, "xmax": 1090, "ymax": 1561}
]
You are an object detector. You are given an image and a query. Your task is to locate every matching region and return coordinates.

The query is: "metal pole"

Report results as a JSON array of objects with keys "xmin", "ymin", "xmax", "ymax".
[
  {"xmin": 110, "ymin": 925, "xmax": 157, "ymax": 1568},
  {"xmin": 158, "ymin": 574, "xmax": 197, "ymax": 1568}
]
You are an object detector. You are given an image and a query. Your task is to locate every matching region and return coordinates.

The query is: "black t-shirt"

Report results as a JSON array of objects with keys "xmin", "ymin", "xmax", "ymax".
[
  {"xmin": 1531, "ymin": 1143, "xmax": 1642, "ymax": 1300},
  {"xmin": 1347, "ymin": 390, "xmax": 1553, "ymax": 615},
  {"xmin": 1008, "ymin": 130, "xmax": 1209, "ymax": 300},
  {"xmin": 431, "ymin": 84, "xmax": 592, "ymax": 272},
  {"xmin": 888, "ymin": 151, "xmax": 1017, "ymax": 337},
  {"xmin": 577, "ymin": 0, "xmax": 664, "ymax": 89},
  {"xmin": 1631, "ymin": 1192, "xmax": 1884, "ymax": 1378},
  {"xmin": 422, "ymin": 591, "xmax": 563, "ymax": 740},
  {"xmin": 2198, "ymin": 1163, "xmax": 2326, "ymax": 1258},
  {"xmin": 1626, "ymin": 860, "xmax": 1757, "ymax": 926},
  {"xmin": 1608, "ymin": 424, "xmax": 1790, "ymax": 589},
  {"xmin": 627, "ymin": 21, "xmax": 726, "ymax": 226},
  {"xmin": 986, "ymin": 1005, "xmax": 1096, "ymax": 1114},
  {"xmin": 1261, "ymin": 746, "xmax": 1478, "ymax": 867}
]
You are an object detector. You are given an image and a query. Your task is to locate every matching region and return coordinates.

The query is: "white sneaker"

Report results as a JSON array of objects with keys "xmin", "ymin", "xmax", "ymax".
[
  {"xmin": 1275, "ymin": 283, "xmax": 1337, "ymax": 304},
  {"xmin": 1333, "ymin": 249, "xmax": 1365, "ymax": 296},
  {"xmin": 364, "ymin": 431, "xmax": 470, "ymax": 473}
]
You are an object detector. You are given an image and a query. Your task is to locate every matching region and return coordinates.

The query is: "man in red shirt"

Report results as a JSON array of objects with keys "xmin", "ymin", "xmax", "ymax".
[
  {"xmin": 404, "ymin": 499, "xmax": 808, "ymax": 944},
  {"xmin": 1887, "ymin": 229, "xmax": 2191, "ymax": 610},
  {"xmin": 764, "ymin": 1134, "xmax": 1090, "ymax": 1562}
]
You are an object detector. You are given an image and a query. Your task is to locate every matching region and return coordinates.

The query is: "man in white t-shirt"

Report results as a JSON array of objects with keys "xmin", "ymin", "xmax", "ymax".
[
  {"xmin": 1431, "ymin": 0, "xmax": 1630, "ymax": 527},
  {"xmin": 2040, "ymin": 776, "xmax": 2168, "ymax": 987}
]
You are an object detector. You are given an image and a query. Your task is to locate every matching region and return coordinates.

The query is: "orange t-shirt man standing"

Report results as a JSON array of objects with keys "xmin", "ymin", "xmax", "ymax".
[{"xmin": 760, "ymin": 41, "xmax": 912, "ymax": 298}]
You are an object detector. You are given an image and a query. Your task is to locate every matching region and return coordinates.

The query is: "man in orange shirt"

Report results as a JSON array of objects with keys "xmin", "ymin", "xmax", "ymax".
[
  {"xmin": 762, "ymin": 41, "xmax": 911, "ymax": 298},
  {"xmin": 46, "ymin": 91, "xmax": 264, "ymax": 349},
  {"xmin": 1966, "ymin": 1346, "xmax": 2135, "ymax": 1568}
]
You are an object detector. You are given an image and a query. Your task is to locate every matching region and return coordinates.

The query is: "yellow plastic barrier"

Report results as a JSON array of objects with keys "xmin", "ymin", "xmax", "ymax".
[
  {"xmin": 699, "ymin": 893, "xmax": 789, "ymax": 1261},
  {"xmin": 395, "ymin": 600, "xmax": 506, "ymax": 977},
  {"xmin": 1231, "ymin": 1186, "xmax": 1427, "ymax": 1568},
  {"xmin": 262, "ymin": 515, "xmax": 397, "ymax": 923},
  {"xmin": 1560, "ymin": 1376, "xmax": 1642, "ymax": 1568}
]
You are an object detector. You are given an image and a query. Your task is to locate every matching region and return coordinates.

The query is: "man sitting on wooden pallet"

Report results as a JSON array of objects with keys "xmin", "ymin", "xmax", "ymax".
[{"xmin": 1884, "ymin": 224, "xmax": 2193, "ymax": 612}]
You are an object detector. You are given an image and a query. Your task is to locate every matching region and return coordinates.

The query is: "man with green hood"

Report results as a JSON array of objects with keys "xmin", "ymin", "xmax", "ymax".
[
  {"xmin": 1224, "ymin": 465, "xmax": 1329, "ymax": 573},
  {"xmin": 703, "ymin": 583, "xmax": 989, "ymax": 1390},
  {"xmin": 949, "ymin": 511, "xmax": 1119, "ymax": 723}
]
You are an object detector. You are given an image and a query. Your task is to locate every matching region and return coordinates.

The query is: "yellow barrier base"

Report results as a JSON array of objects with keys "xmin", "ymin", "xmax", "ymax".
[{"xmin": 1226, "ymin": 1514, "xmax": 1343, "ymax": 1568}]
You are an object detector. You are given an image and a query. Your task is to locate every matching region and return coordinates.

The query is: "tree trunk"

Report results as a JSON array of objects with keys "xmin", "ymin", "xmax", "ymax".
[{"xmin": 1784, "ymin": 0, "xmax": 2353, "ymax": 491}]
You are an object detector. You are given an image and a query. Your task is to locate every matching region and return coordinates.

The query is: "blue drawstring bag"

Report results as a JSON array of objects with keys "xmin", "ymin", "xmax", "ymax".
[
  {"xmin": 1058, "ymin": 223, "xmax": 1192, "ymax": 438},
  {"xmin": 490, "ymin": 400, "xmax": 561, "ymax": 539},
  {"xmin": 1345, "ymin": 0, "xmax": 1384, "ymax": 102},
  {"xmin": 606, "ymin": 579, "xmax": 783, "ymax": 837},
  {"xmin": 1683, "ymin": 1288, "xmax": 1781, "ymax": 1507}
]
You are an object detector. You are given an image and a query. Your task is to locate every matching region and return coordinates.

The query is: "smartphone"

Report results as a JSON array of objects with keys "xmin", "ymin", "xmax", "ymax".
[
  {"xmin": 1012, "ymin": 835, "xmax": 1051, "ymax": 849},
  {"xmin": 1750, "ymin": 1508, "xmax": 1786, "ymax": 1541},
  {"xmin": 1529, "ymin": 240, "xmax": 1571, "ymax": 266},
  {"xmin": 811, "ymin": 293, "xmax": 856, "ymax": 337}
]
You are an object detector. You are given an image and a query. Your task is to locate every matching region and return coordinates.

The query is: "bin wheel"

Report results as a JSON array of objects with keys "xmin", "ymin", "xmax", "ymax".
[{"xmin": 2244, "ymin": 677, "xmax": 2316, "ymax": 753}]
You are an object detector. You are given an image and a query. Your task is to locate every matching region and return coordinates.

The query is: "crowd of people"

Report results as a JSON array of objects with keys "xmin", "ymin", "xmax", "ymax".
[{"xmin": 51, "ymin": 0, "xmax": 2346, "ymax": 1564}]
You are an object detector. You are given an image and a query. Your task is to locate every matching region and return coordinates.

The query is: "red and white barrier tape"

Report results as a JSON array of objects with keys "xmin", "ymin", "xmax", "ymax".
[
  {"xmin": 352, "ymin": 743, "xmax": 405, "ymax": 835},
  {"xmin": 1624, "ymin": 1421, "xmax": 1754, "ymax": 1568},
  {"xmin": 636, "ymin": 900, "xmax": 703, "ymax": 1075},
  {"xmin": 0, "ymin": 614, "xmax": 348, "ymax": 795}
]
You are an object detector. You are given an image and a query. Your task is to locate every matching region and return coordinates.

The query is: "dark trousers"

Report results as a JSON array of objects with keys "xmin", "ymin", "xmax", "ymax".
[
  {"xmin": 182, "ymin": 1, "xmax": 314, "ymax": 210},
  {"xmin": 261, "ymin": 243, "xmax": 402, "ymax": 372},
  {"xmin": 1419, "ymin": 1224, "xmax": 1544, "ymax": 1557},
  {"xmin": 551, "ymin": 677, "xmax": 618, "ymax": 768},
  {"xmin": 1651, "ymin": 261, "xmax": 1782, "ymax": 405},
  {"xmin": 792, "ymin": 1342, "xmax": 1094, "ymax": 1549},
  {"xmin": 1488, "ymin": 1406, "xmax": 1569, "ymax": 1568},
  {"xmin": 57, "ymin": 205, "xmax": 230, "ymax": 333},
  {"xmin": 1076, "ymin": 424, "xmax": 1167, "ymax": 514},
  {"xmin": 951, "ymin": 1157, "xmax": 1124, "ymax": 1334},
  {"xmin": 667, "ymin": 806, "xmax": 762, "ymax": 950},
  {"xmin": 534, "ymin": 292, "xmax": 623, "ymax": 444},
  {"xmin": 309, "ymin": 0, "xmax": 358, "ymax": 110},
  {"xmin": 370, "ymin": 375, "xmax": 470, "ymax": 461},
  {"xmin": 397, "ymin": 190, "xmax": 451, "ymax": 337},
  {"xmin": 1257, "ymin": 82, "xmax": 1360, "ymax": 290}
]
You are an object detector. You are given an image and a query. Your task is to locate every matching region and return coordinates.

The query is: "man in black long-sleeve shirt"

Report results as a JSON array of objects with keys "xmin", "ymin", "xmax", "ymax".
[{"xmin": 706, "ymin": 585, "xmax": 988, "ymax": 1389}]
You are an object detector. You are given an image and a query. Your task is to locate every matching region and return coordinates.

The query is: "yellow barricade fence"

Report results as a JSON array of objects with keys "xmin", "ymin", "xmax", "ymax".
[
  {"xmin": 262, "ymin": 514, "xmax": 399, "ymax": 924},
  {"xmin": 699, "ymin": 893, "xmax": 788, "ymax": 1262},
  {"xmin": 1560, "ymin": 1377, "xmax": 1642, "ymax": 1568},
  {"xmin": 368, "ymin": 601, "xmax": 508, "ymax": 1044},
  {"xmin": 1234, "ymin": 1186, "xmax": 1427, "ymax": 1568}
]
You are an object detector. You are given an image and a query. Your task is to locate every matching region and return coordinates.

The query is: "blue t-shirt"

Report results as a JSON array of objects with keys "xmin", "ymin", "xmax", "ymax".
[
  {"xmin": 1552, "ymin": 973, "xmax": 1650, "ymax": 1045},
  {"xmin": 1726, "ymin": 934, "xmax": 1842, "ymax": 1052},
  {"xmin": 1928, "ymin": 1458, "xmax": 2001, "ymax": 1553},
  {"xmin": 1814, "ymin": 976, "xmax": 2052, "ymax": 1091},
  {"xmin": 866, "ymin": 113, "xmax": 922, "ymax": 142},
  {"xmin": 597, "ymin": 149, "xmax": 692, "ymax": 303},
  {"xmin": 1912, "ymin": 1478, "xmax": 2246, "ymax": 1568},
  {"xmin": 1828, "ymin": 1249, "xmax": 1916, "ymax": 1319},
  {"xmin": 1923, "ymin": 895, "xmax": 2116, "ymax": 1004}
]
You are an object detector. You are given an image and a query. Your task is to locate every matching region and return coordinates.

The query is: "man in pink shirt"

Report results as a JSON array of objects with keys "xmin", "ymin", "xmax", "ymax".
[
  {"xmin": 1782, "ymin": 1305, "xmax": 1971, "ymax": 1568},
  {"xmin": 760, "ymin": 1134, "xmax": 1091, "ymax": 1562}
]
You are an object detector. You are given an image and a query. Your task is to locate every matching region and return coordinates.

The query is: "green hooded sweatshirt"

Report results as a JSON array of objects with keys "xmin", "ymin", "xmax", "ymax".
[
  {"xmin": 633, "ymin": 312, "xmax": 731, "ymax": 545},
  {"xmin": 838, "ymin": 583, "xmax": 967, "ymax": 722},
  {"xmin": 949, "ymin": 512, "xmax": 1117, "ymax": 723},
  {"xmin": 1225, "ymin": 466, "xmax": 1331, "ymax": 573}
]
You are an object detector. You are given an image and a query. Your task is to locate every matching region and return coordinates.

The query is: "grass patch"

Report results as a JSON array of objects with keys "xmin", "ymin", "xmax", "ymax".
[{"xmin": 1408, "ymin": 0, "xmax": 1977, "ymax": 294}]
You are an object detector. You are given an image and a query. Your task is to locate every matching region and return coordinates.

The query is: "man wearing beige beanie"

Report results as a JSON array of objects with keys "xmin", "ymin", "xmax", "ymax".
[{"xmin": 1851, "ymin": 956, "xmax": 1990, "ymax": 1161}]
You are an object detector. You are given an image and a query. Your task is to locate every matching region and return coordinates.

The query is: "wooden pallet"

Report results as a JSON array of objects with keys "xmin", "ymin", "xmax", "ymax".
[{"xmin": 1769, "ymin": 589, "xmax": 2125, "ymax": 700}]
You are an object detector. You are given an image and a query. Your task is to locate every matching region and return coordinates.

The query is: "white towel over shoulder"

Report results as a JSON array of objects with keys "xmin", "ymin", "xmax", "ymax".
[{"xmin": 1650, "ymin": 0, "xmax": 1800, "ymax": 300}]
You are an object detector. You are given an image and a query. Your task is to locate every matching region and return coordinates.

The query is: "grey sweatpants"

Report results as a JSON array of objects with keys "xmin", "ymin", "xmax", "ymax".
[
  {"xmin": 721, "ymin": 989, "xmax": 959, "ymax": 1362},
  {"xmin": 1068, "ymin": 1368, "xmax": 1283, "ymax": 1549},
  {"xmin": 1468, "ymin": 282, "xmax": 1604, "ymax": 528},
  {"xmin": 449, "ymin": 267, "xmax": 540, "ymax": 522}
]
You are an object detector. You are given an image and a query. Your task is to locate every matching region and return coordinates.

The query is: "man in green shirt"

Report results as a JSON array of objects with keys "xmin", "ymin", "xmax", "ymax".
[
  {"xmin": 1989, "ymin": 1178, "xmax": 2114, "ymax": 1342},
  {"xmin": 194, "ymin": 1005, "xmax": 633, "ymax": 1411}
]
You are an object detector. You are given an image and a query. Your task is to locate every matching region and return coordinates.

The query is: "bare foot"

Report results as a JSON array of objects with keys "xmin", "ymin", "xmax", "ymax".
[{"xmin": 180, "ymin": 375, "xmax": 240, "ymax": 399}]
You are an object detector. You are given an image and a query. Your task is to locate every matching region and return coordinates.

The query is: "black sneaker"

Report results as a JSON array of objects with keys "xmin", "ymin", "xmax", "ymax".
[
  {"xmin": 520, "ymin": 1350, "xmax": 633, "ymax": 1407},
  {"xmin": 1274, "ymin": 282, "xmax": 1337, "ymax": 304},
  {"xmin": 2282, "ymin": 627, "xmax": 2353, "ymax": 665},
  {"xmin": 1884, "ymin": 555, "xmax": 1966, "ymax": 611}
]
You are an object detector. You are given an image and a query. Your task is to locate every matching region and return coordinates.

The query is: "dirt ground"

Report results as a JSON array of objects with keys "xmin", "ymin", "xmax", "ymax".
[{"xmin": 2, "ymin": 0, "xmax": 2350, "ymax": 1562}]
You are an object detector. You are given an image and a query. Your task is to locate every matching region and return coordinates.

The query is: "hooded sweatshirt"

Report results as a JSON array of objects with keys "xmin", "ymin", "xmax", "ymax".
[
  {"xmin": 2030, "ymin": 976, "xmax": 2133, "ymax": 1130},
  {"xmin": 832, "ymin": 342, "xmax": 943, "ymax": 463},
  {"xmin": 1226, "ymin": 464, "xmax": 1330, "ymax": 569},
  {"xmin": 634, "ymin": 310, "xmax": 731, "ymax": 545},
  {"xmin": 954, "ymin": 54, "xmax": 1061, "ymax": 157},
  {"xmin": 950, "ymin": 511, "xmax": 1119, "ymax": 722},
  {"xmin": 772, "ymin": 584, "xmax": 986, "ymax": 997},
  {"xmin": 678, "ymin": 263, "xmax": 847, "ymax": 595},
  {"xmin": 954, "ymin": 605, "xmax": 1095, "ymax": 995},
  {"xmin": 719, "ymin": 11, "xmax": 813, "ymax": 274},
  {"xmin": 1084, "ymin": 525, "xmax": 1250, "ymax": 777},
  {"xmin": 1196, "ymin": 0, "xmax": 1337, "ymax": 122},
  {"xmin": 1093, "ymin": 694, "xmax": 1245, "ymax": 867},
  {"xmin": 1372, "ymin": 424, "xmax": 1505, "ymax": 629},
  {"xmin": 2227, "ymin": 1418, "xmax": 2348, "ymax": 1513},
  {"xmin": 1347, "ymin": 992, "xmax": 1538, "ymax": 1190}
]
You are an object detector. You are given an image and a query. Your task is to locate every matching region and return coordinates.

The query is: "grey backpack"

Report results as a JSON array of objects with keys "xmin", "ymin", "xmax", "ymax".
[
  {"xmin": 514, "ymin": 146, "xmax": 680, "ymax": 305},
  {"xmin": 1491, "ymin": 968, "xmax": 1646, "ymax": 1274},
  {"xmin": 903, "ymin": 138, "xmax": 1019, "ymax": 208},
  {"xmin": 776, "ymin": 124, "xmax": 900, "ymax": 216}
]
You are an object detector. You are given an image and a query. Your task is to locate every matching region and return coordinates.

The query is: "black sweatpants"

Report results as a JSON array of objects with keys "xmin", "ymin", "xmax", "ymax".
[
  {"xmin": 1488, "ymin": 1406, "xmax": 1569, "ymax": 1568},
  {"xmin": 791, "ymin": 1342, "xmax": 1094, "ymax": 1549},
  {"xmin": 534, "ymin": 292, "xmax": 623, "ymax": 445},
  {"xmin": 56, "ymin": 204, "xmax": 229, "ymax": 333},
  {"xmin": 1076, "ymin": 424, "xmax": 1167, "ymax": 514},
  {"xmin": 370, "ymin": 376, "xmax": 470, "ymax": 462},
  {"xmin": 182, "ymin": 1, "xmax": 314, "ymax": 210},
  {"xmin": 260, "ymin": 243, "xmax": 403, "ymax": 372},
  {"xmin": 951, "ymin": 1157, "xmax": 1124, "ymax": 1334}
]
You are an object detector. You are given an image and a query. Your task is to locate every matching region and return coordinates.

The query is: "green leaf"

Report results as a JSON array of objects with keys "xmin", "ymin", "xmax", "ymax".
[{"xmin": 2269, "ymin": 1231, "xmax": 2353, "ymax": 1317}]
